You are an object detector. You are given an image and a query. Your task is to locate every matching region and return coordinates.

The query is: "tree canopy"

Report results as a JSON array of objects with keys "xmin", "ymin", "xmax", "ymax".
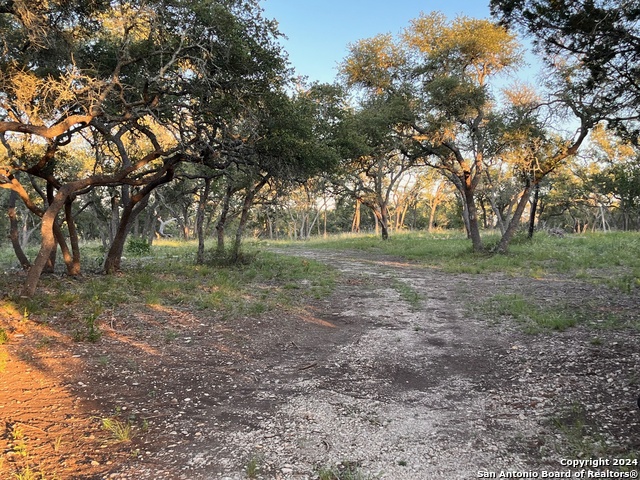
[{"xmin": 490, "ymin": 0, "xmax": 640, "ymax": 140}]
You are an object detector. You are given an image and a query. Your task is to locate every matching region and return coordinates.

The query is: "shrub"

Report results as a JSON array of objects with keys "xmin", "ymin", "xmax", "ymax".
[{"xmin": 126, "ymin": 238, "xmax": 152, "ymax": 256}]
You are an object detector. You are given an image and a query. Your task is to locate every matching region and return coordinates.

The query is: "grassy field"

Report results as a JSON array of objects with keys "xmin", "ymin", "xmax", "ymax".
[
  {"xmin": 267, "ymin": 230, "xmax": 640, "ymax": 292},
  {"xmin": 0, "ymin": 238, "xmax": 337, "ymax": 333},
  {"xmin": 0, "ymin": 230, "xmax": 638, "ymax": 329}
]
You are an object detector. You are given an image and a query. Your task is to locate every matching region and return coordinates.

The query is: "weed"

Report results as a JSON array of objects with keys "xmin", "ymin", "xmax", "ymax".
[
  {"xmin": 0, "ymin": 327, "xmax": 8, "ymax": 344},
  {"xmin": 245, "ymin": 455, "xmax": 261, "ymax": 479},
  {"xmin": 53, "ymin": 435, "xmax": 63, "ymax": 453},
  {"xmin": 391, "ymin": 279, "xmax": 422, "ymax": 310},
  {"xmin": 548, "ymin": 403, "xmax": 607, "ymax": 459},
  {"xmin": 164, "ymin": 330, "xmax": 179, "ymax": 343},
  {"xmin": 74, "ymin": 301, "xmax": 102, "ymax": 343},
  {"xmin": 13, "ymin": 465, "xmax": 41, "ymax": 480},
  {"xmin": 35, "ymin": 336, "xmax": 52, "ymax": 349},
  {"xmin": 315, "ymin": 461, "xmax": 373, "ymax": 480},
  {"xmin": 140, "ymin": 419, "xmax": 150, "ymax": 432},
  {"xmin": 101, "ymin": 417, "xmax": 133, "ymax": 442},
  {"xmin": 479, "ymin": 293, "xmax": 578, "ymax": 333},
  {"xmin": 11, "ymin": 424, "xmax": 28, "ymax": 457},
  {"xmin": 97, "ymin": 356, "xmax": 110, "ymax": 367},
  {"xmin": 87, "ymin": 311, "xmax": 102, "ymax": 342},
  {"xmin": 0, "ymin": 349, "xmax": 8, "ymax": 372}
]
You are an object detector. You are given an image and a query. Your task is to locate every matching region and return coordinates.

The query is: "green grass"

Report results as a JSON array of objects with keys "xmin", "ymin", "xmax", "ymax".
[
  {"xmin": 391, "ymin": 279, "xmax": 422, "ymax": 311},
  {"xmin": 316, "ymin": 461, "xmax": 375, "ymax": 480},
  {"xmin": 0, "ymin": 239, "xmax": 337, "ymax": 335},
  {"xmin": 547, "ymin": 403, "xmax": 608, "ymax": 460},
  {"xmin": 269, "ymin": 230, "xmax": 640, "ymax": 290},
  {"xmin": 101, "ymin": 417, "xmax": 133, "ymax": 442},
  {"xmin": 479, "ymin": 293, "xmax": 579, "ymax": 334}
]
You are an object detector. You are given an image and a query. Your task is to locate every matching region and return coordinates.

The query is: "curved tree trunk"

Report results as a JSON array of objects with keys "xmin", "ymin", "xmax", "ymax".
[
  {"xmin": 232, "ymin": 176, "xmax": 269, "ymax": 261},
  {"xmin": 103, "ymin": 193, "xmax": 150, "ymax": 274},
  {"xmin": 9, "ymin": 191, "xmax": 31, "ymax": 270},
  {"xmin": 65, "ymin": 198, "xmax": 82, "ymax": 275},
  {"xmin": 22, "ymin": 188, "xmax": 70, "ymax": 297},
  {"xmin": 52, "ymin": 221, "xmax": 75, "ymax": 275},
  {"xmin": 497, "ymin": 181, "xmax": 532, "ymax": 253}
]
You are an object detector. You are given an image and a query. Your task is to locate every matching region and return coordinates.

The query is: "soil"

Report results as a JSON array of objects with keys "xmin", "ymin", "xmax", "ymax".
[{"xmin": 1, "ymin": 247, "xmax": 639, "ymax": 479}]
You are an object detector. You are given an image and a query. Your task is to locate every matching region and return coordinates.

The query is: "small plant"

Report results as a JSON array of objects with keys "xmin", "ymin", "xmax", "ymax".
[
  {"xmin": 13, "ymin": 465, "xmax": 41, "ymax": 480},
  {"xmin": 391, "ymin": 278, "xmax": 422, "ymax": 311},
  {"xmin": 126, "ymin": 237, "xmax": 152, "ymax": 257},
  {"xmin": 315, "ymin": 461, "xmax": 372, "ymax": 480},
  {"xmin": 0, "ymin": 327, "xmax": 8, "ymax": 344},
  {"xmin": 0, "ymin": 349, "xmax": 9, "ymax": 373},
  {"xmin": 74, "ymin": 301, "xmax": 103, "ymax": 343},
  {"xmin": 101, "ymin": 417, "xmax": 133, "ymax": 442},
  {"xmin": 97, "ymin": 356, "xmax": 110, "ymax": 367},
  {"xmin": 479, "ymin": 293, "xmax": 579, "ymax": 334},
  {"xmin": 53, "ymin": 435, "xmax": 63, "ymax": 453},
  {"xmin": 164, "ymin": 330, "xmax": 179, "ymax": 343},
  {"xmin": 11, "ymin": 424, "xmax": 28, "ymax": 457},
  {"xmin": 35, "ymin": 336, "xmax": 52, "ymax": 349},
  {"xmin": 245, "ymin": 455, "xmax": 261, "ymax": 479},
  {"xmin": 549, "ymin": 403, "xmax": 606, "ymax": 459}
]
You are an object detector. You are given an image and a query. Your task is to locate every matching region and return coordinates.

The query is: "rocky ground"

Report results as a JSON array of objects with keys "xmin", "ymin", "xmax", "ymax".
[{"xmin": 1, "ymin": 247, "xmax": 639, "ymax": 479}]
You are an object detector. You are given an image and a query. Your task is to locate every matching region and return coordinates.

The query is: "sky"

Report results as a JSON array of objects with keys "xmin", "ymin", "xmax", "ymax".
[{"xmin": 260, "ymin": 0, "xmax": 496, "ymax": 85}]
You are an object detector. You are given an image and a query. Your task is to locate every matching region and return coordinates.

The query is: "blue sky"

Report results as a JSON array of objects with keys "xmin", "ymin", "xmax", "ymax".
[{"xmin": 260, "ymin": 0, "xmax": 495, "ymax": 84}]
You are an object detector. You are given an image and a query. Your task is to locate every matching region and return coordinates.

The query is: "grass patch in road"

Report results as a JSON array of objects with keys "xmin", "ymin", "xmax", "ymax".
[
  {"xmin": 546, "ymin": 403, "xmax": 608, "ymax": 460},
  {"xmin": 390, "ymin": 279, "xmax": 422, "ymax": 311},
  {"xmin": 479, "ymin": 293, "xmax": 579, "ymax": 334},
  {"xmin": 478, "ymin": 290, "xmax": 637, "ymax": 333},
  {"xmin": 315, "ymin": 460, "xmax": 375, "ymax": 480}
]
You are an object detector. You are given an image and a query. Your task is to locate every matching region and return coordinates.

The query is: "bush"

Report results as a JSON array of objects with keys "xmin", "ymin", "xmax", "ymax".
[{"xmin": 126, "ymin": 238, "xmax": 152, "ymax": 257}]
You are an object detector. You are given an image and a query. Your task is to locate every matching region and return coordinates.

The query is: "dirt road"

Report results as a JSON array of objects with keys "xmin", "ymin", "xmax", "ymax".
[{"xmin": 2, "ymin": 247, "xmax": 639, "ymax": 479}]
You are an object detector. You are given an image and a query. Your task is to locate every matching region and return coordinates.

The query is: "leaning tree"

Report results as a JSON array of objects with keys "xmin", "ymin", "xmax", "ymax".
[{"xmin": 0, "ymin": 0, "xmax": 288, "ymax": 295}]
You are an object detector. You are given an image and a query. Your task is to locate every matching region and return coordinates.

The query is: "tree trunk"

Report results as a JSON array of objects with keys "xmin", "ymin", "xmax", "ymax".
[
  {"xmin": 103, "ymin": 195, "xmax": 150, "ymax": 274},
  {"xmin": 232, "ymin": 192, "xmax": 254, "ymax": 261},
  {"xmin": 527, "ymin": 182, "xmax": 540, "ymax": 239},
  {"xmin": 65, "ymin": 198, "xmax": 81, "ymax": 276},
  {"xmin": 463, "ymin": 187, "xmax": 483, "ymax": 252},
  {"xmin": 109, "ymin": 193, "xmax": 120, "ymax": 243},
  {"xmin": 196, "ymin": 178, "xmax": 212, "ymax": 265},
  {"xmin": 9, "ymin": 191, "xmax": 31, "ymax": 269},
  {"xmin": 104, "ymin": 169, "xmax": 174, "ymax": 273},
  {"xmin": 497, "ymin": 181, "xmax": 532, "ymax": 253},
  {"xmin": 486, "ymin": 195, "xmax": 506, "ymax": 234},
  {"xmin": 216, "ymin": 185, "xmax": 233, "ymax": 253},
  {"xmin": 378, "ymin": 204, "xmax": 390, "ymax": 240},
  {"xmin": 232, "ymin": 176, "xmax": 269, "ymax": 261},
  {"xmin": 52, "ymin": 221, "xmax": 76, "ymax": 275},
  {"xmin": 351, "ymin": 199, "xmax": 361, "ymax": 233},
  {"xmin": 22, "ymin": 188, "xmax": 70, "ymax": 297}
]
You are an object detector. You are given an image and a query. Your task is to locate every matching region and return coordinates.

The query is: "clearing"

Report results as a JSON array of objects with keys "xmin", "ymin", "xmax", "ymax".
[{"xmin": 1, "ymin": 246, "xmax": 639, "ymax": 479}]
